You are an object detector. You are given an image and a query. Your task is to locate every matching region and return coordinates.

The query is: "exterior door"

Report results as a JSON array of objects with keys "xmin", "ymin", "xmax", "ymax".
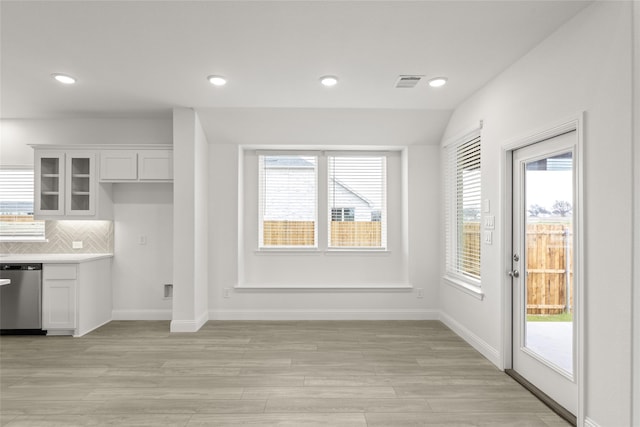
[{"xmin": 511, "ymin": 130, "xmax": 578, "ymax": 415}]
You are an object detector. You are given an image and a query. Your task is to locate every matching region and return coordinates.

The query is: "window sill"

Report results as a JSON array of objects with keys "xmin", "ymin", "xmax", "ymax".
[
  {"xmin": 255, "ymin": 248, "xmax": 321, "ymax": 255},
  {"xmin": 254, "ymin": 248, "xmax": 390, "ymax": 255},
  {"xmin": 0, "ymin": 237, "xmax": 48, "ymax": 243},
  {"xmin": 443, "ymin": 275, "xmax": 484, "ymax": 300},
  {"xmin": 235, "ymin": 283, "xmax": 413, "ymax": 291}
]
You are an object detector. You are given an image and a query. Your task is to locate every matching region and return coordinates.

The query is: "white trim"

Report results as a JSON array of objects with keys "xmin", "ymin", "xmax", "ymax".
[
  {"xmin": 583, "ymin": 417, "xmax": 601, "ymax": 427},
  {"xmin": 210, "ymin": 308, "xmax": 439, "ymax": 321},
  {"xmin": 74, "ymin": 318, "xmax": 111, "ymax": 338},
  {"xmin": 500, "ymin": 112, "xmax": 585, "ymax": 422},
  {"xmin": 170, "ymin": 311, "xmax": 208, "ymax": 333},
  {"xmin": 442, "ymin": 275, "xmax": 484, "ymax": 300},
  {"xmin": 234, "ymin": 283, "xmax": 413, "ymax": 291},
  {"xmin": 632, "ymin": 3, "xmax": 640, "ymax": 425},
  {"xmin": 112, "ymin": 309, "xmax": 172, "ymax": 320},
  {"xmin": 29, "ymin": 144, "xmax": 172, "ymax": 150},
  {"xmin": 439, "ymin": 311, "xmax": 501, "ymax": 368}
]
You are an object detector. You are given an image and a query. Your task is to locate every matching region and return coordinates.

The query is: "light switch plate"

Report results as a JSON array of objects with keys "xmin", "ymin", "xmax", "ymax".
[
  {"xmin": 484, "ymin": 215, "xmax": 495, "ymax": 230},
  {"xmin": 484, "ymin": 231, "xmax": 493, "ymax": 245},
  {"xmin": 483, "ymin": 199, "xmax": 491, "ymax": 213}
]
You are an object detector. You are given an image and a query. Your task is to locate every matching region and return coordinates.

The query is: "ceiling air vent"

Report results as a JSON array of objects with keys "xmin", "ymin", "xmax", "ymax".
[{"xmin": 395, "ymin": 75, "xmax": 424, "ymax": 89}]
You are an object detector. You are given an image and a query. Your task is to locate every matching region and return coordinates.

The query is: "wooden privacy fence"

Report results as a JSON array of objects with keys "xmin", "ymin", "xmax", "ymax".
[
  {"xmin": 263, "ymin": 220, "xmax": 382, "ymax": 247},
  {"xmin": 463, "ymin": 222, "xmax": 573, "ymax": 315}
]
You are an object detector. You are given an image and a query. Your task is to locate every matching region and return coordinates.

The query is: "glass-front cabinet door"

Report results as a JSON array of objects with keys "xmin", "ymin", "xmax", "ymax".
[
  {"xmin": 35, "ymin": 152, "xmax": 65, "ymax": 216},
  {"xmin": 34, "ymin": 151, "xmax": 96, "ymax": 217},
  {"xmin": 65, "ymin": 153, "xmax": 95, "ymax": 216}
]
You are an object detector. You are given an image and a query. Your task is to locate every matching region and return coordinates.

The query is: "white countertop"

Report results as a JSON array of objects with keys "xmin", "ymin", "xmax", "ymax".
[{"xmin": 0, "ymin": 253, "xmax": 113, "ymax": 264}]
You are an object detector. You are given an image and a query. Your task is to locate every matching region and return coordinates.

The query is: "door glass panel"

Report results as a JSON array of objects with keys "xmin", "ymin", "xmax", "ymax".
[{"xmin": 524, "ymin": 151, "xmax": 574, "ymax": 375}]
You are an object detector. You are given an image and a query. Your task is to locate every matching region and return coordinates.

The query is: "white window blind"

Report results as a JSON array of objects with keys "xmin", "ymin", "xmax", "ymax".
[
  {"xmin": 0, "ymin": 168, "xmax": 46, "ymax": 240},
  {"xmin": 328, "ymin": 155, "xmax": 386, "ymax": 248},
  {"xmin": 445, "ymin": 136, "xmax": 481, "ymax": 282},
  {"xmin": 259, "ymin": 155, "xmax": 317, "ymax": 247}
]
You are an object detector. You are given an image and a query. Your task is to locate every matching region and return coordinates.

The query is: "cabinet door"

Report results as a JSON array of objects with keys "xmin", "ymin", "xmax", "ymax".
[
  {"xmin": 35, "ymin": 151, "xmax": 65, "ymax": 216},
  {"xmin": 65, "ymin": 153, "xmax": 96, "ymax": 215},
  {"xmin": 100, "ymin": 150, "xmax": 138, "ymax": 181},
  {"xmin": 42, "ymin": 279, "xmax": 77, "ymax": 330},
  {"xmin": 139, "ymin": 150, "xmax": 173, "ymax": 181}
]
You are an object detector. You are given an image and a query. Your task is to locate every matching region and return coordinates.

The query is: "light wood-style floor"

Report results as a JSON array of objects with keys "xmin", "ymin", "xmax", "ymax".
[{"xmin": 1, "ymin": 320, "xmax": 569, "ymax": 426}]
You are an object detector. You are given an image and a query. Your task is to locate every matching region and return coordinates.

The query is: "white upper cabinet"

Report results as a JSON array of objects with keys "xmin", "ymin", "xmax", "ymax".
[
  {"xmin": 35, "ymin": 151, "xmax": 103, "ymax": 218},
  {"xmin": 138, "ymin": 150, "xmax": 173, "ymax": 181},
  {"xmin": 99, "ymin": 149, "xmax": 172, "ymax": 182},
  {"xmin": 65, "ymin": 153, "xmax": 96, "ymax": 216},
  {"xmin": 100, "ymin": 150, "xmax": 138, "ymax": 181},
  {"xmin": 35, "ymin": 151, "xmax": 65, "ymax": 216}
]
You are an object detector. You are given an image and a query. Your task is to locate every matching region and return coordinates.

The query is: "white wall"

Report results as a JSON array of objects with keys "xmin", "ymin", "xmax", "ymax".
[
  {"xmin": 439, "ymin": 2, "xmax": 634, "ymax": 425},
  {"xmin": 112, "ymin": 183, "xmax": 173, "ymax": 320},
  {"xmin": 171, "ymin": 108, "xmax": 209, "ymax": 331},
  {"xmin": 207, "ymin": 108, "xmax": 441, "ymax": 320}
]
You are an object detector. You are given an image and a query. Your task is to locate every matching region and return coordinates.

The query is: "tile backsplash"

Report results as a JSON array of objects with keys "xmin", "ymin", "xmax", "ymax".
[{"xmin": 0, "ymin": 221, "xmax": 113, "ymax": 254}]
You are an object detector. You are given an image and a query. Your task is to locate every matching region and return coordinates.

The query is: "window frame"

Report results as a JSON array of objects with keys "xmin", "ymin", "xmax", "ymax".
[
  {"xmin": 0, "ymin": 166, "xmax": 46, "ymax": 242},
  {"xmin": 255, "ymin": 150, "xmax": 390, "ymax": 252},
  {"xmin": 444, "ymin": 131, "xmax": 482, "ymax": 292}
]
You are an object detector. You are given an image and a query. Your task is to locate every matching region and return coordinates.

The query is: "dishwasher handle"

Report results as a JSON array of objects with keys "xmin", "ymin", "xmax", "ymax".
[{"xmin": 1, "ymin": 264, "xmax": 42, "ymax": 271}]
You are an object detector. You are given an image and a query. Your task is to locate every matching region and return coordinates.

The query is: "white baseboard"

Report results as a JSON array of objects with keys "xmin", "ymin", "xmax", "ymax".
[
  {"xmin": 583, "ymin": 417, "xmax": 601, "ymax": 427},
  {"xmin": 209, "ymin": 309, "xmax": 440, "ymax": 321},
  {"xmin": 170, "ymin": 310, "xmax": 209, "ymax": 333},
  {"xmin": 112, "ymin": 309, "xmax": 172, "ymax": 320},
  {"xmin": 75, "ymin": 318, "xmax": 112, "ymax": 337},
  {"xmin": 439, "ymin": 311, "xmax": 501, "ymax": 368}
]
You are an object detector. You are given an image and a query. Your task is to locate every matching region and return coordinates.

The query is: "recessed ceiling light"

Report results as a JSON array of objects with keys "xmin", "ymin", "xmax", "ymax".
[
  {"xmin": 207, "ymin": 75, "xmax": 227, "ymax": 86},
  {"xmin": 428, "ymin": 77, "xmax": 448, "ymax": 88},
  {"xmin": 320, "ymin": 75, "xmax": 338, "ymax": 87},
  {"xmin": 51, "ymin": 73, "xmax": 76, "ymax": 84}
]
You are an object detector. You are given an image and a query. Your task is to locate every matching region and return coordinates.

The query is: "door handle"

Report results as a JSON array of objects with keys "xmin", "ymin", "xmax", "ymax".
[{"xmin": 508, "ymin": 270, "xmax": 520, "ymax": 278}]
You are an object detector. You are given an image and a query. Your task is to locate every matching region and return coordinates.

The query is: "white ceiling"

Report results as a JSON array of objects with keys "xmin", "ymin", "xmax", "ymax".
[{"xmin": 1, "ymin": 1, "xmax": 591, "ymax": 142}]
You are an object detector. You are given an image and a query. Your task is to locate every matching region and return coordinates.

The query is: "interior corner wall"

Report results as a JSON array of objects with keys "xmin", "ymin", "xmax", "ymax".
[
  {"xmin": 438, "ymin": 2, "xmax": 634, "ymax": 425},
  {"xmin": 171, "ymin": 108, "xmax": 209, "ymax": 332}
]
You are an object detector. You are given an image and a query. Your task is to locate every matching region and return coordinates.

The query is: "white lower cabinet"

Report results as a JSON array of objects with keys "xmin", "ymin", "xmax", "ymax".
[{"xmin": 42, "ymin": 259, "xmax": 112, "ymax": 337}]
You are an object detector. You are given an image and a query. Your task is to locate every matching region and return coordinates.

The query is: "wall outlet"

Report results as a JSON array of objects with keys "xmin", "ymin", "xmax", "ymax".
[
  {"xmin": 223, "ymin": 288, "xmax": 231, "ymax": 298},
  {"xmin": 72, "ymin": 241, "xmax": 83, "ymax": 249},
  {"xmin": 416, "ymin": 288, "xmax": 424, "ymax": 298},
  {"xmin": 138, "ymin": 235, "xmax": 147, "ymax": 245}
]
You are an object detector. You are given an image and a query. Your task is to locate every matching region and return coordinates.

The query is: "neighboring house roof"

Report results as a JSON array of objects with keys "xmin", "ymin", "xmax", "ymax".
[
  {"xmin": 330, "ymin": 178, "xmax": 372, "ymax": 207},
  {"xmin": 264, "ymin": 156, "xmax": 374, "ymax": 208}
]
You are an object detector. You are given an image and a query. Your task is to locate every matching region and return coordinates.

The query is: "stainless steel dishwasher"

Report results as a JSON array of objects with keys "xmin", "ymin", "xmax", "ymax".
[{"xmin": 0, "ymin": 263, "xmax": 45, "ymax": 334}]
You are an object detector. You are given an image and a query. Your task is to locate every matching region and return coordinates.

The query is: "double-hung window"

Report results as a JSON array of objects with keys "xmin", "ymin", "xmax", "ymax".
[
  {"xmin": 445, "ymin": 134, "xmax": 481, "ymax": 284},
  {"xmin": 258, "ymin": 154, "xmax": 318, "ymax": 248},
  {"xmin": 257, "ymin": 152, "xmax": 387, "ymax": 250},
  {"xmin": 0, "ymin": 168, "xmax": 46, "ymax": 241}
]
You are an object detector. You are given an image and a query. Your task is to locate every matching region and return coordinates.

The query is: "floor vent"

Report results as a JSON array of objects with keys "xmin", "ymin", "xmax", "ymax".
[{"xmin": 395, "ymin": 75, "xmax": 424, "ymax": 88}]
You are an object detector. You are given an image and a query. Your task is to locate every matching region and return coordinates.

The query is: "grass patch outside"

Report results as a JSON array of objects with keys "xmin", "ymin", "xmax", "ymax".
[{"xmin": 526, "ymin": 312, "xmax": 573, "ymax": 322}]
